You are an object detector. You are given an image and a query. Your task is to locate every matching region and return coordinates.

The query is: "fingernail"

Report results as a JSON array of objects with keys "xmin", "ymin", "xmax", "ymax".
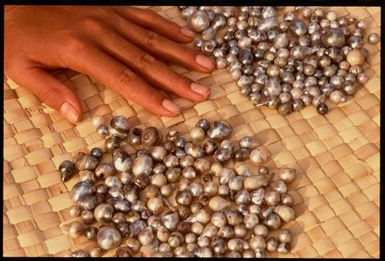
[
  {"xmin": 60, "ymin": 102, "xmax": 79, "ymax": 124},
  {"xmin": 191, "ymin": 83, "xmax": 210, "ymax": 97},
  {"xmin": 181, "ymin": 27, "xmax": 196, "ymax": 38},
  {"xmin": 162, "ymin": 99, "xmax": 180, "ymax": 114},
  {"xmin": 196, "ymin": 55, "xmax": 215, "ymax": 71}
]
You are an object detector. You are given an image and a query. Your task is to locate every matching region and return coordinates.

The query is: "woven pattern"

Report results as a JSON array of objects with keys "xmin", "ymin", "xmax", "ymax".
[{"xmin": 3, "ymin": 6, "xmax": 380, "ymax": 257}]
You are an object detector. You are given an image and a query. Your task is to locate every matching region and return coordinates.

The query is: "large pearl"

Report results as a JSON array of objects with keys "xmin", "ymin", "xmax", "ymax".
[
  {"xmin": 321, "ymin": 28, "xmax": 346, "ymax": 47},
  {"xmin": 189, "ymin": 11, "xmax": 210, "ymax": 32},
  {"xmin": 97, "ymin": 226, "xmax": 122, "ymax": 250},
  {"xmin": 346, "ymin": 49, "xmax": 365, "ymax": 66},
  {"xmin": 132, "ymin": 154, "xmax": 153, "ymax": 176}
]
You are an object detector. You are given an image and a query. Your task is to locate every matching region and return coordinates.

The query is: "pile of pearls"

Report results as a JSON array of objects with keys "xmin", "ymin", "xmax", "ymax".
[
  {"xmin": 59, "ymin": 115, "xmax": 298, "ymax": 257},
  {"xmin": 181, "ymin": 6, "xmax": 380, "ymax": 115}
]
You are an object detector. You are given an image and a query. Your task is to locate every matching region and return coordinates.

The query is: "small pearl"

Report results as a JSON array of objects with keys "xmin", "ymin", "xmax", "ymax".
[{"xmin": 367, "ymin": 33, "xmax": 380, "ymax": 45}]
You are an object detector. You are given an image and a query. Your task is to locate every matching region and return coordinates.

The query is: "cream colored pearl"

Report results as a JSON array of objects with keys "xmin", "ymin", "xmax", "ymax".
[{"xmin": 347, "ymin": 49, "xmax": 365, "ymax": 66}]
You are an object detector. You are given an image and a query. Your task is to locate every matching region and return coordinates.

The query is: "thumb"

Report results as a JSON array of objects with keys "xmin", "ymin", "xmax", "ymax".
[{"xmin": 13, "ymin": 67, "xmax": 82, "ymax": 124}]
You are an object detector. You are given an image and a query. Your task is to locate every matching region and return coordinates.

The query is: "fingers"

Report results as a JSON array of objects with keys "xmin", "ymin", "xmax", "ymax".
[
  {"xmin": 12, "ymin": 66, "xmax": 82, "ymax": 124},
  {"xmin": 108, "ymin": 13, "xmax": 215, "ymax": 73},
  {"xmin": 97, "ymin": 27, "xmax": 210, "ymax": 102},
  {"xmin": 66, "ymin": 45, "xmax": 180, "ymax": 117},
  {"xmin": 115, "ymin": 7, "xmax": 196, "ymax": 43}
]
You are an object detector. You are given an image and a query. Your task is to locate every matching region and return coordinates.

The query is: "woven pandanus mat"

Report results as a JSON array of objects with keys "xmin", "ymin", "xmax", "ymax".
[{"xmin": 3, "ymin": 6, "xmax": 380, "ymax": 257}]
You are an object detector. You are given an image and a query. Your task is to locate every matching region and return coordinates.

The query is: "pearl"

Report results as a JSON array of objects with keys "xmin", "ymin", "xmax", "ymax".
[
  {"xmin": 367, "ymin": 32, "xmax": 380, "ymax": 44},
  {"xmin": 189, "ymin": 11, "xmax": 210, "ymax": 32},
  {"xmin": 317, "ymin": 103, "xmax": 329, "ymax": 115},
  {"xmin": 329, "ymin": 90, "xmax": 347, "ymax": 104},
  {"xmin": 346, "ymin": 49, "xmax": 365, "ymax": 66},
  {"xmin": 326, "ymin": 11, "xmax": 337, "ymax": 21},
  {"xmin": 290, "ymin": 19, "xmax": 307, "ymax": 36},
  {"xmin": 322, "ymin": 28, "xmax": 346, "ymax": 47},
  {"xmin": 97, "ymin": 226, "xmax": 122, "ymax": 250},
  {"xmin": 58, "ymin": 160, "xmax": 75, "ymax": 182}
]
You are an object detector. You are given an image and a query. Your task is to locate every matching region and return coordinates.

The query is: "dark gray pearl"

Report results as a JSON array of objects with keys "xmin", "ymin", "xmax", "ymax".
[
  {"xmin": 72, "ymin": 181, "xmax": 95, "ymax": 201},
  {"xmin": 321, "ymin": 83, "xmax": 334, "ymax": 96},
  {"xmin": 290, "ymin": 19, "xmax": 307, "ymax": 36},
  {"xmin": 58, "ymin": 160, "xmax": 76, "ymax": 182},
  {"xmin": 317, "ymin": 103, "xmax": 329, "ymax": 115},
  {"xmin": 239, "ymin": 49, "xmax": 253, "ymax": 65},
  {"xmin": 194, "ymin": 119, "xmax": 209, "ymax": 132},
  {"xmin": 110, "ymin": 116, "xmax": 129, "ymax": 133},
  {"xmin": 90, "ymin": 147, "xmax": 103, "ymax": 160},
  {"xmin": 348, "ymin": 35, "xmax": 362, "ymax": 49},
  {"xmin": 97, "ymin": 124, "xmax": 109, "ymax": 137}
]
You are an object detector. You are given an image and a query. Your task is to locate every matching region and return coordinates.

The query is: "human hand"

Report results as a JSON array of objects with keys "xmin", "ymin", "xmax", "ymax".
[{"xmin": 4, "ymin": 6, "xmax": 215, "ymax": 123}]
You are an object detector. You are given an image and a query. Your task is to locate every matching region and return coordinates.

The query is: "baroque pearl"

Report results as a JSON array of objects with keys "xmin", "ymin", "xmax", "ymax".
[{"xmin": 189, "ymin": 11, "xmax": 210, "ymax": 32}]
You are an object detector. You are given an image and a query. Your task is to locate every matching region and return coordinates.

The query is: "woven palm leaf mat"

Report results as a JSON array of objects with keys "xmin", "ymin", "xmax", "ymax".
[{"xmin": 3, "ymin": 6, "xmax": 380, "ymax": 257}]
